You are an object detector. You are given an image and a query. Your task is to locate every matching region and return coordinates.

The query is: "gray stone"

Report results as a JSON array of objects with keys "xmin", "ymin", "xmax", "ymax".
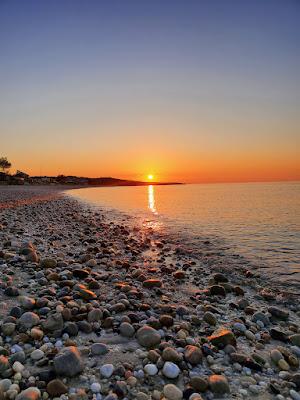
[{"xmin": 53, "ymin": 346, "xmax": 84, "ymax": 377}]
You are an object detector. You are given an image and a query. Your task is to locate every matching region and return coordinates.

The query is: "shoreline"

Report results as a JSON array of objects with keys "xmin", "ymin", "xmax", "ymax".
[{"xmin": 0, "ymin": 186, "xmax": 300, "ymax": 399}]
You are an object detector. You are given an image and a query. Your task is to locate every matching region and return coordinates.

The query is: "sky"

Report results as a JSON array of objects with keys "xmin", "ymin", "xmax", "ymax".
[{"xmin": 0, "ymin": 0, "xmax": 299, "ymax": 183}]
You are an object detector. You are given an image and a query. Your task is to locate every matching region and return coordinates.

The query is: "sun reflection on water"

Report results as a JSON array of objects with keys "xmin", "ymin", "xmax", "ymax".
[
  {"xmin": 142, "ymin": 184, "xmax": 162, "ymax": 231},
  {"xmin": 148, "ymin": 185, "xmax": 157, "ymax": 214}
]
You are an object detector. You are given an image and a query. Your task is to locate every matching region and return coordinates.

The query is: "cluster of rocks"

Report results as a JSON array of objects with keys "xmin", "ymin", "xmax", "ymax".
[{"xmin": 0, "ymin": 188, "xmax": 299, "ymax": 400}]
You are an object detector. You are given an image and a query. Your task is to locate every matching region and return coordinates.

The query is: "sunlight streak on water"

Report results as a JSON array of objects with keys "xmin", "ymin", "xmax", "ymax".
[{"xmin": 148, "ymin": 185, "xmax": 157, "ymax": 214}]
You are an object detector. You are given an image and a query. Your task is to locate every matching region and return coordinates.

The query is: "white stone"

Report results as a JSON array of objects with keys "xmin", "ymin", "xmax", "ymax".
[
  {"xmin": 99, "ymin": 364, "xmax": 114, "ymax": 378},
  {"xmin": 162, "ymin": 362, "xmax": 180, "ymax": 379},
  {"xmin": 144, "ymin": 364, "xmax": 158, "ymax": 376},
  {"xmin": 90, "ymin": 383, "xmax": 101, "ymax": 393},
  {"xmin": 31, "ymin": 349, "xmax": 44, "ymax": 361},
  {"xmin": 12, "ymin": 362, "xmax": 24, "ymax": 373}
]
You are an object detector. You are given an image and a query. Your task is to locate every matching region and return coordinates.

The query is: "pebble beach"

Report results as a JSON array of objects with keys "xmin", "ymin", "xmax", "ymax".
[{"xmin": 0, "ymin": 186, "xmax": 300, "ymax": 400}]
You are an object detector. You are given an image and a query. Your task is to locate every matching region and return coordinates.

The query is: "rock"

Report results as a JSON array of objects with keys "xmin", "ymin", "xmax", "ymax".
[
  {"xmin": 184, "ymin": 345, "xmax": 203, "ymax": 365},
  {"xmin": 100, "ymin": 364, "xmax": 114, "ymax": 378},
  {"xmin": 190, "ymin": 376, "xmax": 208, "ymax": 392},
  {"xmin": 208, "ymin": 375, "xmax": 230, "ymax": 394},
  {"xmin": 143, "ymin": 279, "xmax": 162, "ymax": 288},
  {"xmin": 203, "ymin": 311, "xmax": 217, "ymax": 325},
  {"xmin": 53, "ymin": 346, "xmax": 84, "ymax": 377},
  {"xmin": 75, "ymin": 284, "xmax": 97, "ymax": 300},
  {"xmin": 46, "ymin": 379, "xmax": 68, "ymax": 397},
  {"xmin": 278, "ymin": 359, "xmax": 290, "ymax": 371},
  {"xmin": 91, "ymin": 343, "xmax": 109, "ymax": 356},
  {"xmin": 120, "ymin": 322, "xmax": 135, "ymax": 337},
  {"xmin": 90, "ymin": 383, "xmax": 101, "ymax": 393},
  {"xmin": 19, "ymin": 312, "xmax": 40, "ymax": 328},
  {"xmin": 31, "ymin": 349, "xmax": 44, "ymax": 361},
  {"xmin": 43, "ymin": 313, "xmax": 64, "ymax": 331},
  {"xmin": 208, "ymin": 328, "xmax": 236, "ymax": 348},
  {"xmin": 0, "ymin": 356, "xmax": 9, "ymax": 374},
  {"xmin": 290, "ymin": 390, "xmax": 300, "ymax": 400},
  {"xmin": 63, "ymin": 322, "xmax": 78, "ymax": 337},
  {"xmin": 73, "ymin": 269, "xmax": 90, "ymax": 279},
  {"xmin": 163, "ymin": 384, "xmax": 183, "ymax": 400},
  {"xmin": 19, "ymin": 296, "xmax": 35, "ymax": 310},
  {"xmin": 1, "ymin": 323, "xmax": 15, "ymax": 336},
  {"xmin": 291, "ymin": 373, "xmax": 300, "ymax": 389},
  {"xmin": 0, "ymin": 379, "xmax": 11, "ymax": 392},
  {"xmin": 213, "ymin": 273, "xmax": 228, "ymax": 283},
  {"xmin": 209, "ymin": 285, "xmax": 226, "ymax": 296},
  {"xmin": 270, "ymin": 328, "xmax": 288, "ymax": 342},
  {"xmin": 270, "ymin": 349, "xmax": 283, "ymax": 365},
  {"xmin": 268, "ymin": 306, "xmax": 289, "ymax": 320},
  {"xmin": 159, "ymin": 315, "xmax": 174, "ymax": 327},
  {"xmin": 40, "ymin": 258, "xmax": 57, "ymax": 268},
  {"xmin": 162, "ymin": 362, "xmax": 180, "ymax": 379},
  {"xmin": 173, "ymin": 270, "xmax": 185, "ymax": 280},
  {"xmin": 162, "ymin": 347, "xmax": 182, "ymax": 363},
  {"xmin": 144, "ymin": 364, "xmax": 158, "ymax": 376},
  {"xmin": 252, "ymin": 312, "xmax": 269, "ymax": 326},
  {"xmin": 30, "ymin": 328, "xmax": 44, "ymax": 340},
  {"xmin": 88, "ymin": 308, "xmax": 103, "ymax": 322},
  {"xmin": 290, "ymin": 334, "xmax": 300, "ymax": 347},
  {"xmin": 16, "ymin": 387, "xmax": 41, "ymax": 400},
  {"xmin": 136, "ymin": 325, "xmax": 161, "ymax": 348},
  {"xmin": 4, "ymin": 287, "xmax": 19, "ymax": 296}
]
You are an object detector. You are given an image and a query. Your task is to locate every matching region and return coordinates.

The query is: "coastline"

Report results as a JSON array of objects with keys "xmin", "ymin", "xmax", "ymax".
[{"xmin": 0, "ymin": 186, "xmax": 300, "ymax": 399}]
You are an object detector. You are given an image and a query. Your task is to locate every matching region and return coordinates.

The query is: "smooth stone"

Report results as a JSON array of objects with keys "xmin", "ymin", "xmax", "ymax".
[
  {"xmin": 136, "ymin": 325, "xmax": 161, "ymax": 348},
  {"xmin": 184, "ymin": 345, "xmax": 203, "ymax": 365},
  {"xmin": 19, "ymin": 312, "xmax": 40, "ymax": 328},
  {"xmin": 42, "ymin": 313, "xmax": 64, "ymax": 331},
  {"xmin": 16, "ymin": 387, "xmax": 41, "ymax": 400},
  {"xmin": 290, "ymin": 334, "xmax": 300, "ymax": 347},
  {"xmin": 208, "ymin": 328, "xmax": 236, "ymax": 348},
  {"xmin": 91, "ymin": 343, "xmax": 109, "ymax": 356},
  {"xmin": 203, "ymin": 312, "xmax": 217, "ymax": 325},
  {"xmin": 268, "ymin": 306, "xmax": 289, "ymax": 320},
  {"xmin": 270, "ymin": 349, "xmax": 283, "ymax": 365},
  {"xmin": 119, "ymin": 322, "xmax": 135, "ymax": 338},
  {"xmin": 90, "ymin": 383, "xmax": 101, "ymax": 393},
  {"xmin": 46, "ymin": 379, "xmax": 68, "ymax": 397},
  {"xmin": 208, "ymin": 375, "xmax": 230, "ymax": 394},
  {"xmin": 31, "ymin": 349, "xmax": 44, "ymax": 361},
  {"xmin": 40, "ymin": 258, "xmax": 57, "ymax": 268},
  {"xmin": 144, "ymin": 364, "xmax": 158, "ymax": 376},
  {"xmin": 162, "ymin": 362, "xmax": 180, "ymax": 379},
  {"xmin": 290, "ymin": 390, "xmax": 300, "ymax": 400},
  {"xmin": 53, "ymin": 346, "xmax": 84, "ymax": 377},
  {"xmin": 163, "ymin": 384, "xmax": 183, "ymax": 400},
  {"xmin": 100, "ymin": 364, "xmax": 114, "ymax": 378}
]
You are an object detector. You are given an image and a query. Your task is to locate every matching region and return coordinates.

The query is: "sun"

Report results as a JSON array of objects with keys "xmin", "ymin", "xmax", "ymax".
[{"xmin": 147, "ymin": 174, "xmax": 154, "ymax": 181}]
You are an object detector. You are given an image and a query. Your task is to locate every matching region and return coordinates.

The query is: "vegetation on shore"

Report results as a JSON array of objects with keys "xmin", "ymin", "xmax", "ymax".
[{"xmin": 0, "ymin": 157, "xmax": 182, "ymax": 186}]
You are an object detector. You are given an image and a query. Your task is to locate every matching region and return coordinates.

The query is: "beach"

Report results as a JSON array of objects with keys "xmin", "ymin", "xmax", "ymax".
[{"xmin": 0, "ymin": 186, "xmax": 300, "ymax": 400}]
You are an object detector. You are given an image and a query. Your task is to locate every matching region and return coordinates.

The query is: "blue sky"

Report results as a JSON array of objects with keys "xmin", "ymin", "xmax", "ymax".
[{"xmin": 0, "ymin": 0, "xmax": 299, "ymax": 181}]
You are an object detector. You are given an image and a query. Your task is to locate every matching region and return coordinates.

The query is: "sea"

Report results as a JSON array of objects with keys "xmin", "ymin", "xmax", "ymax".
[{"xmin": 67, "ymin": 182, "xmax": 300, "ymax": 289}]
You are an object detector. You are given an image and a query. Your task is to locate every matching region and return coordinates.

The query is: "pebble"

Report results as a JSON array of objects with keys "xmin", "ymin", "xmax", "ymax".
[
  {"xmin": 144, "ymin": 364, "xmax": 158, "ymax": 376},
  {"xmin": 162, "ymin": 362, "xmax": 180, "ymax": 379},
  {"xmin": 163, "ymin": 384, "xmax": 183, "ymax": 400},
  {"xmin": 90, "ymin": 383, "xmax": 101, "ymax": 393},
  {"xmin": 100, "ymin": 364, "xmax": 114, "ymax": 378}
]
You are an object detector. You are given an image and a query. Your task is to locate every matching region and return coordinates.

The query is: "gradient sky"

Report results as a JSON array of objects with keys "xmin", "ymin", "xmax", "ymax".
[{"xmin": 0, "ymin": 0, "xmax": 299, "ymax": 182}]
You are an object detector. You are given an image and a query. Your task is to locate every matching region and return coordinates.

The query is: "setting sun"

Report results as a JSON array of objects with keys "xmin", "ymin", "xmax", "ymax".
[{"xmin": 147, "ymin": 174, "xmax": 154, "ymax": 181}]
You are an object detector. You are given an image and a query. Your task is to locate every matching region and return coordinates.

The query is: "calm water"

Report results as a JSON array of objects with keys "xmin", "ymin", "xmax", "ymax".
[{"xmin": 67, "ymin": 182, "xmax": 300, "ymax": 286}]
